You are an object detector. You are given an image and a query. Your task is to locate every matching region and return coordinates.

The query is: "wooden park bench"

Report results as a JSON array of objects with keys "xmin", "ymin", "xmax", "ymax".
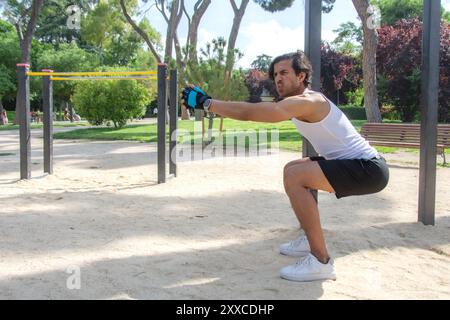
[{"xmin": 361, "ymin": 123, "xmax": 450, "ymax": 165}]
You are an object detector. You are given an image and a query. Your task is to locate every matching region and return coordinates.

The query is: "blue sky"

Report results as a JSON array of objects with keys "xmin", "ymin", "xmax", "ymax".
[{"xmin": 143, "ymin": 0, "xmax": 450, "ymax": 69}]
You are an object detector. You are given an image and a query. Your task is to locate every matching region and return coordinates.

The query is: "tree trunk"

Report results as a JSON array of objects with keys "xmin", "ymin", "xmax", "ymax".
[
  {"xmin": 224, "ymin": 0, "xmax": 250, "ymax": 99},
  {"xmin": 180, "ymin": 0, "xmax": 211, "ymax": 90},
  {"xmin": 186, "ymin": 0, "xmax": 211, "ymax": 64},
  {"xmin": 13, "ymin": 0, "xmax": 44, "ymax": 125},
  {"xmin": 158, "ymin": 0, "xmax": 184, "ymax": 63},
  {"xmin": 120, "ymin": 0, "xmax": 162, "ymax": 63},
  {"xmin": 352, "ymin": 0, "xmax": 382, "ymax": 123},
  {"xmin": 174, "ymin": 34, "xmax": 185, "ymax": 72}
]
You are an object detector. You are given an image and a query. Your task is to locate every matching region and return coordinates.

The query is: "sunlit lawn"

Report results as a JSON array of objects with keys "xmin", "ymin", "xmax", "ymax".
[
  {"xmin": 0, "ymin": 121, "xmax": 91, "ymax": 131},
  {"xmin": 53, "ymin": 118, "xmax": 408, "ymax": 154}
]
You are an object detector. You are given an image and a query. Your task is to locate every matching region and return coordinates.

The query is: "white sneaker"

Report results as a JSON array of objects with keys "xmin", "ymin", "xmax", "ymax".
[
  {"xmin": 280, "ymin": 253, "xmax": 337, "ymax": 282},
  {"xmin": 279, "ymin": 235, "xmax": 311, "ymax": 257}
]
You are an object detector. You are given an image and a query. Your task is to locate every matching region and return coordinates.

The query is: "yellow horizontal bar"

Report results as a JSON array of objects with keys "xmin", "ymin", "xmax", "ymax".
[
  {"xmin": 51, "ymin": 76, "xmax": 157, "ymax": 81},
  {"xmin": 27, "ymin": 71, "xmax": 158, "ymax": 77}
]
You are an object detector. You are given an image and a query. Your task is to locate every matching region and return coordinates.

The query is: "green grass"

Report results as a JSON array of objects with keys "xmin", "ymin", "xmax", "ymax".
[
  {"xmin": 1, "ymin": 117, "xmax": 442, "ymax": 155},
  {"xmin": 52, "ymin": 118, "xmax": 418, "ymax": 154},
  {"xmin": 53, "ymin": 119, "xmax": 302, "ymax": 151},
  {"xmin": 0, "ymin": 121, "xmax": 91, "ymax": 131},
  {"xmin": 5, "ymin": 110, "xmax": 66, "ymax": 122},
  {"xmin": 55, "ymin": 124, "xmax": 159, "ymax": 142}
]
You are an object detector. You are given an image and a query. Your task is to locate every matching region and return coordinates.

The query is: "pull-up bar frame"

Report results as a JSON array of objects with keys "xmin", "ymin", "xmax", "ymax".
[{"xmin": 16, "ymin": 64, "xmax": 178, "ymax": 184}]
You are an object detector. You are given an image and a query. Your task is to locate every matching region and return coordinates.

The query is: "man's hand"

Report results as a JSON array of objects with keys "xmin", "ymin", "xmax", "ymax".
[{"xmin": 181, "ymin": 85, "xmax": 211, "ymax": 110}]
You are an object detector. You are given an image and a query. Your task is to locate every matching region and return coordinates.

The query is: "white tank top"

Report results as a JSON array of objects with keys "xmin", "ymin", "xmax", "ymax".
[{"xmin": 291, "ymin": 95, "xmax": 379, "ymax": 160}]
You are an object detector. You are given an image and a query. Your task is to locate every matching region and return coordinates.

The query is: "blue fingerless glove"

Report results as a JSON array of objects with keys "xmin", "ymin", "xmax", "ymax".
[{"xmin": 182, "ymin": 86, "xmax": 211, "ymax": 110}]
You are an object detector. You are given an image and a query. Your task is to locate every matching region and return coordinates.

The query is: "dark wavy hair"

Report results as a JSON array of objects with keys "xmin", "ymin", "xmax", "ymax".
[{"xmin": 269, "ymin": 50, "xmax": 312, "ymax": 87}]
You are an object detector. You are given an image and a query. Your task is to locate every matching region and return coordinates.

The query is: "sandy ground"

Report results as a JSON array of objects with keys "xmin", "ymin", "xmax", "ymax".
[{"xmin": 0, "ymin": 126, "xmax": 449, "ymax": 300}]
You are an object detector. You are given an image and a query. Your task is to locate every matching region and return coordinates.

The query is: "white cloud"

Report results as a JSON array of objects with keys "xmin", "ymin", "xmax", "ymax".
[
  {"xmin": 193, "ymin": 21, "xmax": 339, "ymax": 70},
  {"xmin": 237, "ymin": 20, "xmax": 305, "ymax": 69},
  {"xmin": 322, "ymin": 29, "xmax": 338, "ymax": 43},
  {"xmin": 197, "ymin": 28, "xmax": 217, "ymax": 52},
  {"xmin": 444, "ymin": 0, "xmax": 450, "ymax": 10}
]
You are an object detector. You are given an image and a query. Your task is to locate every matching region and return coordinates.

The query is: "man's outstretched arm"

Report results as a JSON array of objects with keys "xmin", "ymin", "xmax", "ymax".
[
  {"xmin": 208, "ymin": 97, "xmax": 312, "ymax": 123},
  {"xmin": 181, "ymin": 85, "xmax": 317, "ymax": 123}
]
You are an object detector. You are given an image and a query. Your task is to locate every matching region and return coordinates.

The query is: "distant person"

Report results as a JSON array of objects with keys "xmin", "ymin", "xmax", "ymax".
[
  {"xmin": 1, "ymin": 110, "xmax": 8, "ymax": 124},
  {"xmin": 64, "ymin": 107, "xmax": 70, "ymax": 121},
  {"xmin": 73, "ymin": 113, "xmax": 81, "ymax": 121}
]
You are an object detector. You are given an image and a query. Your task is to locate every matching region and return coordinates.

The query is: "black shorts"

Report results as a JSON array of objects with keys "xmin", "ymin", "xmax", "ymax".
[{"xmin": 311, "ymin": 156, "xmax": 389, "ymax": 199}]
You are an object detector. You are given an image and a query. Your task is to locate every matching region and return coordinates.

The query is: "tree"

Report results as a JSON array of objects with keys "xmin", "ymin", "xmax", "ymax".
[
  {"xmin": 245, "ymin": 69, "xmax": 278, "ymax": 103},
  {"xmin": 34, "ymin": 0, "xmax": 98, "ymax": 46},
  {"xmin": 373, "ymin": 0, "xmax": 450, "ymax": 26},
  {"xmin": 253, "ymin": 0, "xmax": 294, "ymax": 12},
  {"xmin": 222, "ymin": 0, "xmax": 250, "ymax": 99},
  {"xmin": 72, "ymin": 77, "xmax": 152, "ymax": 128},
  {"xmin": 223, "ymin": 0, "xmax": 298, "ymax": 99},
  {"xmin": 323, "ymin": 0, "xmax": 381, "ymax": 121},
  {"xmin": 352, "ymin": 0, "xmax": 382, "ymax": 123},
  {"xmin": 36, "ymin": 43, "xmax": 100, "ymax": 111},
  {"xmin": 0, "ymin": 64, "xmax": 16, "ymax": 125},
  {"xmin": 250, "ymin": 54, "xmax": 272, "ymax": 73},
  {"xmin": 153, "ymin": 0, "xmax": 184, "ymax": 63},
  {"xmin": 119, "ymin": 0, "xmax": 162, "ymax": 63},
  {"xmin": 320, "ymin": 43, "xmax": 362, "ymax": 106},
  {"xmin": 4, "ymin": 0, "xmax": 44, "ymax": 64},
  {"xmin": 183, "ymin": 0, "xmax": 212, "ymax": 65},
  {"xmin": 322, "ymin": 0, "xmax": 336, "ymax": 13},
  {"xmin": 246, "ymin": 54, "xmax": 276, "ymax": 103},
  {"xmin": 377, "ymin": 19, "xmax": 450, "ymax": 123},
  {"xmin": 81, "ymin": 0, "xmax": 159, "ymax": 66},
  {"xmin": 0, "ymin": 19, "xmax": 21, "ymax": 109},
  {"xmin": 331, "ymin": 21, "xmax": 363, "ymax": 55},
  {"xmin": 193, "ymin": 38, "xmax": 248, "ymax": 101},
  {"xmin": 3, "ymin": 0, "xmax": 44, "ymax": 123}
]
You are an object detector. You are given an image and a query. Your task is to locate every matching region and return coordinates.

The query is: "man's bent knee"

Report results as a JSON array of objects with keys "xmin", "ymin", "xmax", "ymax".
[
  {"xmin": 284, "ymin": 162, "xmax": 335, "ymax": 193},
  {"xmin": 284, "ymin": 158, "xmax": 311, "ymax": 171},
  {"xmin": 283, "ymin": 158, "xmax": 311, "ymax": 178},
  {"xmin": 284, "ymin": 166, "xmax": 308, "ymax": 190}
]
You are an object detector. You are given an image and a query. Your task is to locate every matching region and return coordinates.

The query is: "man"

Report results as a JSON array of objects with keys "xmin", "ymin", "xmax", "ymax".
[{"xmin": 181, "ymin": 51, "xmax": 389, "ymax": 282}]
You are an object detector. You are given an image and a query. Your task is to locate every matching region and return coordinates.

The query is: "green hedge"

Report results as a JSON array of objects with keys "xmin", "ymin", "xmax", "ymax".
[{"xmin": 338, "ymin": 105, "xmax": 367, "ymax": 120}]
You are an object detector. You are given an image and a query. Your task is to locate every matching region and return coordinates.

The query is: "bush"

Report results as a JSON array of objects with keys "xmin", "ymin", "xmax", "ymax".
[
  {"xmin": 320, "ymin": 43, "xmax": 362, "ymax": 106},
  {"xmin": 145, "ymin": 99, "xmax": 158, "ymax": 118},
  {"xmin": 345, "ymin": 87, "xmax": 364, "ymax": 107},
  {"xmin": 72, "ymin": 80, "xmax": 153, "ymax": 128},
  {"xmin": 377, "ymin": 19, "xmax": 450, "ymax": 122},
  {"xmin": 338, "ymin": 105, "xmax": 367, "ymax": 120},
  {"xmin": 7, "ymin": 111, "xmax": 14, "ymax": 122},
  {"xmin": 380, "ymin": 104, "xmax": 402, "ymax": 121}
]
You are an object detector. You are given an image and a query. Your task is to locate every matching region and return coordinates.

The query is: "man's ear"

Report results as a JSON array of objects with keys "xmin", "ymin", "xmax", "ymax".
[{"xmin": 298, "ymin": 72, "xmax": 306, "ymax": 84}]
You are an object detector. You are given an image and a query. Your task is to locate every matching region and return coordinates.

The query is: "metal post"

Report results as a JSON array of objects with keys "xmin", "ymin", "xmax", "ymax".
[
  {"xmin": 195, "ymin": 109, "xmax": 203, "ymax": 121},
  {"xmin": 207, "ymin": 114, "xmax": 214, "ymax": 144},
  {"xmin": 169, "ymin": 69, "xmax": 178, "ymax": 177},
  {"xmin": 42, "ymin": 69, "xmax": 53, "ymax": 174},
  {"xmin": 304, "ymin": 0, "xmax": 322, "ymax": 202},
  {"xmin": 418, "ymin": 0, "xmax": 441, "ymax": 226},
  {"xmin": 17, "ymin": 64, "xmax": 31, "ymax": 180},
  {"xmin": 157, "ymin": 64, "xmax": 168, "ymax": 184}
]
